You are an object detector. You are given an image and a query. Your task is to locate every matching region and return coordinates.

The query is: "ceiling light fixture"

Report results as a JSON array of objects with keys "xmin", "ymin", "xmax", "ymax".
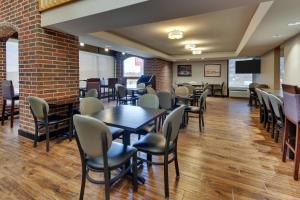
[
  {"xmin": 288, "ymin": 21, "xmax": 300, "ymax": 26},
  {"xmin": 184, "ymin": 43, "xmax": 196, "ymax": 50},
  {"xmin": 272, "ymin": 34, "xmax": 282, "ymax": 38},
  {"xmin": 168, "ymin": 30, "xmax": 184, "ymax": 40},
  {"xmin": 122, "ymin": 52, "xmax": 126, "ymax": 55},
  {"xmin": 79, "ymin": 42, "xmax": 85, "ymax": 47},
  {"xmin": 192, "ymin": 48, "xmax": 202, "ymax": 55}
]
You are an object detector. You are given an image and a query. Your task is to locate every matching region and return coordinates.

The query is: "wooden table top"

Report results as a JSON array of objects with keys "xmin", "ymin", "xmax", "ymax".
[{"xmin": 90, "ymin": 105, "xmax": 165, "ymax": 132}]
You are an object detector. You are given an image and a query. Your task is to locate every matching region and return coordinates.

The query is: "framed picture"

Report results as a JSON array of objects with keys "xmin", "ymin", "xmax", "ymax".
[
  {"xmin": 204, "ymin": 64, "xmax": 221, "ymax": 77},
  {"xmin": 177, "ymin": 65, "xmax": 192, "ymax": 77}
]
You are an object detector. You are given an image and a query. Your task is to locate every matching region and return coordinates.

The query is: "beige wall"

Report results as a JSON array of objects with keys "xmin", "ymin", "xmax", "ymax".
[
  {"xmin": 283, "ymin": 33, "xmax": 300, "ymax": 85},
  {"xmin": 172, "ymin": 60, "xmax": 228, "ymax": 94},
  {"xmin": 253, "ymin": 48, "xmax": 280, "ymax": 89}
]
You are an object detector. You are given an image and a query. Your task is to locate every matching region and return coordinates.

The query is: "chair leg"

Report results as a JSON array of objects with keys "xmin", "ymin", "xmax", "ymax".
[
  {"xmin": 104, "ymin": 168, "xmax": 110, "ymax": 200},
  {"xmin": 132, "ymin": 153, "xmax": 138, "ymax": 192},
  {"xmin": 174, "ymin": 150, "xmax": 180, "ymax": 177},
  {"xmin": 79, "ymin": 164, "xmax": 87, "ymax": 200},
  {"xmin": 10, "ymin": 100, "xmax": 14, "ymax": 128},
  {"xmin": 271, "ymin": 120, "xmax": 275, "ymax": 138},
  {"xmin": 275, "ymin": 127, "xmax": 280, "ymax": 143},
  {"xmin": 293, "ymin": 125, "xmax": 300, "ymax": 180},
  {"xmin": 1, "ymin": 100, "xmax": 6, "ymax": 126},
  {"xmin": 45, "ymin": 124, "xmax": 50, "ymax": 152},
  {"xmin": 147, "ymin": 154, "xmax": 152, "ymax": 166},
  {"xmin": 33, "ymin": 122, "xmax": 39, "ymax": 148},
  {"xmin": 282, "ymin": 119, "xmax": 290, "ymax": 162},
  {"xmin": 164, "ymin": 155, "xmax": 169, "ymax": 199},
  {"xmin": 199, "ymin": 114, "xmax": 202, "ymax": 132}
]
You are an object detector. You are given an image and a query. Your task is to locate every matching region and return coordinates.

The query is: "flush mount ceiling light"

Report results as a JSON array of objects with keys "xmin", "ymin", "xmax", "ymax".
[
  {"xmin": 288, "ymin": 21, "xmax": 300, "ymax": 26},
  {"xmin": 104, "ymin": 45, "xmax": 111, "ymax": 52},
  {"xmin": 272, "ymin": 34, "xmax": 282, "ymax": 38},
  {"xmin": 192, "ymin": 48, "xmax": 202, "ymax": 55},
  {"xmin": 184, "ymin": 43, "xmax": 196, "ymax": 50},
  {"xmin": 79, "ymin": 42, "xmax": 85, "ymax": 47},
  {"xmin": 168, "ymin": 30, "xmax": 184, "ymax": 40}
]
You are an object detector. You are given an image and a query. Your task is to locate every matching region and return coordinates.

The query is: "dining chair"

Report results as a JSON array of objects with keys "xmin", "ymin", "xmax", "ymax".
[
  {"xmin": 73, "ymin": 114, "xmax": 138, "ymax": 200},
  {"xmin": 137, "ymin": 83, "xmax": 146, "ymax": 95},
  {"xmin": 213, "ymin": 82, "xmax": 225, "ymax": 97},
  {"xmin": 86, "ymin": 78, "xmax": 101, "ymax": 98},
  {"xmin": 268, "ymin": 93, "xmax": 285, "ymax": 143},
  {"xmin": 261, "ymin": 90, "xmax": 274, "ymax": 133},
  {"xmin": 133, "ymin": 105, "xmax": 185, "ymax": 198},
  {"xmin": 175, "ymin": 86, "xmax": 190, "ymax": 105},
  {"xmin": 146, "ymin": 86, "xmax": 156, "ymax": 94},
  {"xmin": 255, "ymin": 88, "xmax": 265, "ymax": 124},
  {"xmin": 85, "ymin": 89, "xmax": 98, "ymax": 98},
  {"xmin": 80, "ymin": 97, "xmax": 124, "ymax": 141},
  {"xmin": 157, "ymin": 91, "xmax": 174, "ymax": 111},
  {"xmin": 28, "ymin": 96, "xmax": 71, "ymax": 152},
  {"xmin": 1, "ymin": 80, "xmax": 19, "ymax": 128},
  {"xmin": 185, "ymin": 90, "xmax": 209, "ymax": 132},
  {"xmin": 249, "ymin": 83, "xmax": 259, "ymax": 106},
  {"xmin": 115, "ymin": 84, "xmax": 131, "ymax": 105},
  {"xmin": 281, "ymin": 84, "xmax": 300, "ymax": 180},
  {"xmin": 107, "ymin": 78, "xmax": 118, "ymax": 102}
]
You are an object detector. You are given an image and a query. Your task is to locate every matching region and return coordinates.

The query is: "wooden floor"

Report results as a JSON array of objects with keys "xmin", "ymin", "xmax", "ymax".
[{"xmin": 1, "ymin": 98, "xmax": 300, "ymax": 200}]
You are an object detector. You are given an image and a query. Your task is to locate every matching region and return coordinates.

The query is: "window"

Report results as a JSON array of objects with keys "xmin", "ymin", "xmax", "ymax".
[
  {"xmin": 6, "ymin": 39, "xmax": 19, "ymax": 91},
  {"xmin": 123, "ymin": 57, "xmax": 144, "ymax": 88},
  {"xmin": 228, "ymin": 58, "xmax": 253, "ymax": 88},
  {"xmin": 280, "ymin": 57, "xmax": 284, "ymax": 84}
]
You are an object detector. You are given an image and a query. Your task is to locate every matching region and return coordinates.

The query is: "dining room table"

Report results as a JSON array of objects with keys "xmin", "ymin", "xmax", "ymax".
[{"xmin": 89, "ymin": 105, "xmax": 166, "ymax": 183}]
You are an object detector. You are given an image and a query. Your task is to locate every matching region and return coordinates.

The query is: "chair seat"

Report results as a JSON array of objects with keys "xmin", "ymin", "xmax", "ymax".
[
  {"xmin": 108, "ymin": 126, "xmax": 124, "ymax": 140},
  {"xmin": 133, "ymin": 133, "xmax": 174, "ymax": 155},
  {"xmin": 86, "ymin": 142, "xmax": 137, "ymax": 170},
  {"xmin": 142, "ymin": 121, "xmax": 156, "ymax": 132},
  {"xmin": 185, "ymin": 106, "xmax": 203, "ymax": 113}
]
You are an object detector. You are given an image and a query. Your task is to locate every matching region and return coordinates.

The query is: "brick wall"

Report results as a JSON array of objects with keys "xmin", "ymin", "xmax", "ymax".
[
  {"xmin": 0, "ymin": 39, "xmax": 7, "ymax": 105},
  {"xmin": 0, "ymin": 0, "xmax": 79, "ymax": 134},
  {"xmin": 115, "ymin": 53, "xmax": 173, "ymax": 91}
]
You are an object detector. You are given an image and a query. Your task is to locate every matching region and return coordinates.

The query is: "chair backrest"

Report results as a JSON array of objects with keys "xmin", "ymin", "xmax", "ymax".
[
  {"xmin": 85, "ymin": 89, "xmax": 98, "ymax": 98},
  {"xmin": 268, "ymin": 93, "xmax": 284, "ymax": 119},
  {"xmin": 175, "ymin": 86, "xmax": 189, "ymax": 97},
  {"xmin": 28, "ymin": 96, "xmax": 49, "ymax": 120},
  {"xmin": 255, "ymin": 88, "xmax": 264, "ymax": 106},
  {"xmin": 118, "ymin": 77, "xmax": 127, "ymax": 86},
  {"xmin": 146, "ymin": 86, "xmax": 156, "ymax": 94},
  {"xmin": 108, "ymin": 78, "xmax": 118, "ymax": 88},
  {"xmin": 282, "ymin": 84, "xmax": 300, "ymax": 123},
  {"xmin": 199, "ymin": 89, "xmax": 209, "ymax": 109},
  {"xmin": 80, "ymin": 97, "xmax": 104, "ymax": 115},
  {"xmin": 73, "ymin": 114, "xmax": 112, "ymax": 157},
  {"xmin": 2, "ymin": 80, "xmax": 15, "ymax": 99},
  {"xmin": 261, "ymin": 90, "xmax": 271, "ymax": 110},
  {"xmin": 137, "ymin": 94, "xmax": 159, "ymax": 109},
  {"xmin": 157, "ymin": 91, "xmax": 174, "ymax": 110},
  {"xmin": 162, "ymin": 105, "xmax": 185, "ymax": 142},
  {"xmin": 86, "ymin": 78, "xmax": 100, "ymax": 92},
  {"xmin": 256, "ymin": 84, "xmax": 269, "ymax": 89},
  {"xmin": 249, "ymin": 82, "xmax": 259, "ymax": 89},
  {"xmin": 115, "ymin": 84, "xmax": 127, "ymax": 98},
  {"xmin": 137, "ymin": 83, "xmax": 146, "ymax": 89},
  {"xmin": 184, "ymin": 84, "xmax": 195, "ymax": 95}
]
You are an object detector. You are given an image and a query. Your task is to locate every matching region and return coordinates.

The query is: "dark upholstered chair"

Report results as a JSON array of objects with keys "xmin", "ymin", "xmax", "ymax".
[
  {"xmin": 1, "ymin": 80, "xmax": 19, "ymax": 128},
  {"xmin": 108, "ymin": 78, "xmax": 118, "ymax": 101},
  {"xmin": 282, "ymin": 84, "xmax": 300, "ymax": 180},
  {"xmin": 255, "ymin": 88, "xmax": 265, "ymax": 124},
  {"xmin": 249, "ymin": 83, "xmax": 259, "ymax": 106},
  {"xmin": 86, "ymin": 78, "xmax": 101, "ymax": 98},
  {"xmin": 80, "ymin": 97, "xmax": 124, "ymax": 141},
  {"xmin": 261, "ymin": 90, "xmax": 274, "ymax": 133},
  {"xmin": 73, "ymin": 115, "xmax": 138, "ymax": 200},
  {"xmin": 268, "ymin": 94, "xmax": 285, "ymax": 143},
  {"xmin": 157, "ymin": 91, "xmax": 175, "ymax": 112},
  {"xmin": 133, "ymin": 105, "xmax": 185, "ymax": 198},
  {"xmin": 85, "ymin": 89, "xmax": 98, "ymax": 98},
  {"xmin": 213, "ymin": 82, "xmax": 225, "ymax": 97},
  {"xmin": 28, "ymin": 96, "xmax": 71, "ymax": 152},
  {"xmin": 115, "ymin": 84, "xmax": 132, "ymax": 105},
  {"xmin": 185, "ymin": 90, "xmax": 209, "ymax": 132}
]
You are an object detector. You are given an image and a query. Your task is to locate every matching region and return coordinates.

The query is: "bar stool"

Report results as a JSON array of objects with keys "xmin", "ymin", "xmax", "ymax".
[
  {"xmin": 1, "ymin": 80, "xmax": 19, "ymax": 128},
  {"xmin": 282, "ymin": 84, "xmax": 300, "ymax": 180}
]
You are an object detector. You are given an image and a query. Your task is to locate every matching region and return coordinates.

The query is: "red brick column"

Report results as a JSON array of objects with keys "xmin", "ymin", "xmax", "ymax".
[
  {"xmin": 0, "ymin": 38, "xmax": 7, "ymax": 111},
  {"xmin": 1, "ymin": 0, "xmax": 79, "ymax": 136}
]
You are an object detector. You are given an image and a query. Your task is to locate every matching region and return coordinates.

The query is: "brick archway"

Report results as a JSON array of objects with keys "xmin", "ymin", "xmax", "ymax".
[{"xmin": 0, "ymin": 21, "xmax": 18, "ymax": 39}]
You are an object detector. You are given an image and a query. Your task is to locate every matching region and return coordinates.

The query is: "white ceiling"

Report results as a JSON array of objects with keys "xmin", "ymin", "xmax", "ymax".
[{"xmin": 41, "ymin": 0, "xmax": 300, "ymax": 61}]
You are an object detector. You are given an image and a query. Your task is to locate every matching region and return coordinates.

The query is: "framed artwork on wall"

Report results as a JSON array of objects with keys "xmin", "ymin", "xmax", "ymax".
[
  {"xmin": 204, "ymin": 64, "xmax": 221, "ymax": 77},
  {"xmin": 177, "ymin": 65, "xmax": 192, "ymax": 76}
]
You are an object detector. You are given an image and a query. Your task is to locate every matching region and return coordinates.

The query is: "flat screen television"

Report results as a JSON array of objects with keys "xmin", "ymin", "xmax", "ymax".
[{"xmin": 235, "ymin": 60, "xmax": 261, "ymax": 74}]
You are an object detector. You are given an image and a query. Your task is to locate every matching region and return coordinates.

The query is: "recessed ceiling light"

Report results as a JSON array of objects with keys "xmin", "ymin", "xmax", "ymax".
[
  {"xmin": 184, "ymin": 44, "xmax": 196, "ymax": 50},
  {"xmin": 168, "ymin": 30, "xmax": 184, "ymax": 40},
  {"xmin": 288, "ymin": 21, "xmax": 300, "ymax": 26},
  {"xmin": 79, "ymin": 42, "xmax": 85, "ymax": 47},
  {"xmin": 186, "ymin": 59, "xmax": 190, "ymax": 61},
  {"xmin": 272, "ymin": 34, "xmax": 282, "ymax": 38},
  {"xmin": 122, "ymin": 52, "xmax": 126, "ymax": 55},
  {"xmin": 104, "ymin": 45, "xmax": 111, "ymax": 52},
  {"xmin": 192, "ymin": 48, "xmax": 202, "ymax": 55}
]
